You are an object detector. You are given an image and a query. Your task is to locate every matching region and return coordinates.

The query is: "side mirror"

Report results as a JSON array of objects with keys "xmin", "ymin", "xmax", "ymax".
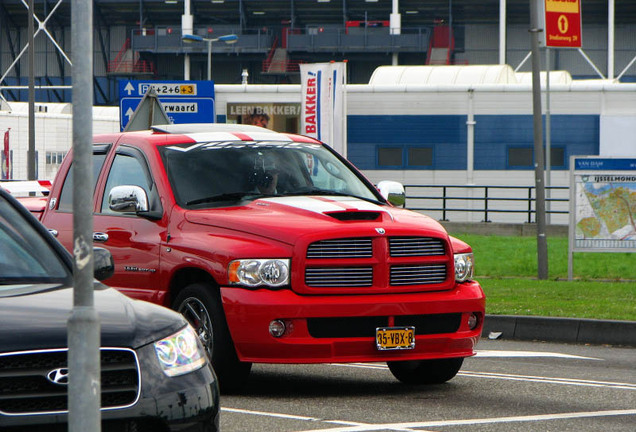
[
  {"xmin": 109, "ymin": 185, "xmax": 149, "ymax": 213},
  {"xmin": 377, "ymin": 180, "xmax": 406, "ymax": 208},
  {"xmin": 93, "ymin": 247, "xmax": 114, "ymax": 281}
]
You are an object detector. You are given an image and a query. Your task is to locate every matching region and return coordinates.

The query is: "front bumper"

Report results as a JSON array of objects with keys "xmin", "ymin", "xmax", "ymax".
[
  {"xmin": 0, "ymin": 346, "xmax": 220, "ymax": 432},
  {"xmin": 221, "ymin": 280, "xmax": 485, "ymax": 363}
]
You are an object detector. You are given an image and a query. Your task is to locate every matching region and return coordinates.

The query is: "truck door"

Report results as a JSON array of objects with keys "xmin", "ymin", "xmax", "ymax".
[{"xmin": 92, "ymin": 146, "xmax": 166, "ymax": 303}]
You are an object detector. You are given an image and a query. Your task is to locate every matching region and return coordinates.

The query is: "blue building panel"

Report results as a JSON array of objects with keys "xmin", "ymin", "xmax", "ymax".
[
  {"xmin": 347, "ymin": 115, "xmax": 467, "ymax": 170},
  {"xmin": 473, "ymin": 115, "xmax": 599, "ymax": 170},
  {"xmin": 345, "ymin": 114, "xmax": 599, "ymax": 171}
]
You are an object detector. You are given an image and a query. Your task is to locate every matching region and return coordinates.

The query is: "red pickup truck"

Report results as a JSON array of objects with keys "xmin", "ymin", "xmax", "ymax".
[{"xmin": 26, "ymin": 123, "xmax": 485, "ymax": 391}]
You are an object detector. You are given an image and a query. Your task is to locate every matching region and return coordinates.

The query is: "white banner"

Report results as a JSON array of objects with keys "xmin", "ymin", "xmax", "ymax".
[{"xmin": 300, "ymin": 62, "xmax": 347, "ymax": 157}]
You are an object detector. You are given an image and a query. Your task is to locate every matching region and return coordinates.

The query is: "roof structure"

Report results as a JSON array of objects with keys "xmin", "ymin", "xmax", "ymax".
[
  {"xmin": 369, "ymin": 65, "xmax": 519, "ymax": 86},
  {"xmin": 2, "ymin": 0, "xmax": 633, "ymax": 28}
]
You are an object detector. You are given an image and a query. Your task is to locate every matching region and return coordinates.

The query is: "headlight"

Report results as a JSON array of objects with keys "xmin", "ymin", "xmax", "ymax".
[
  {"xmin": 228, "ymin": 258, "xmax": 290, "ymax": 288},
  {"xmin": 154, "ymin": 325, "xmax": 206, "ymax": 377},
  {"xmin": 454, "ymin": 253, "xmax": 474, "ymax": 283}
]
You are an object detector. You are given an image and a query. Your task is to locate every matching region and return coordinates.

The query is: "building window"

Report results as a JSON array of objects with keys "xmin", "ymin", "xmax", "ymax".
[
  {"xmin": 549, "ymin": 147, "xmax": 565, "ymax": 168},
  {"xmin": 508, "ymin": 147, "xmax": 534, "ymax": 167},
  {"xmin": 408, "ymin": 147, "xmax": 433, "ymax": 167},
  {"xmin": 378, "ymin": 146, "xmax": 434, "ymax": 168},
  {"xmin": 378, "ymin": 147, "xmax": 403, "ymax": 167},
  {"xmin": 507, "ymin": 146, "xmax": 566, "ymax": 169},
  {"xmin": 46, "ymin": 151, "xmax": 68, "ymax": 166}
]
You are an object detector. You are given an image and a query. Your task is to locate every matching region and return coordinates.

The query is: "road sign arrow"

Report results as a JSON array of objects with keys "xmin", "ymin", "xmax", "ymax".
[
  {"xmin": 125, "ymin": 107, "xmax": 135, "ymax": 119},
  {"xmin": 124, "ymin": 82, "xmax": 135, "ymax": 96}
]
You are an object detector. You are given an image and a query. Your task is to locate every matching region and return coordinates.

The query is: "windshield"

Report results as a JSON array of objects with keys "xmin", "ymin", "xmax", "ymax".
[
  {"xmin": 159, "ymin": 140, "xmax": 381, "ymax": 208},
  {"xmin": 0, "ymin": 195, "xmax": 71, "ymax": 290}
]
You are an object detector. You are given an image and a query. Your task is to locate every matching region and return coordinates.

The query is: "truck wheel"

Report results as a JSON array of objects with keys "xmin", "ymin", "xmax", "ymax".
[
  {"xmin": 387, "ymin": 358, "xmax": 464, "ymax": 385},
  {"xmin": 173, "ymin": 283, "xmax": 252, "ymax": 393}
]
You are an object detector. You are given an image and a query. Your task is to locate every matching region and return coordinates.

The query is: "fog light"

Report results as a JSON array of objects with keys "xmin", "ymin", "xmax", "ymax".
[
  {"xmin": 269, "ymin": 320, "xmax": 286, "ymax": 337},
  {"xmin": 467, "ymin": 313, "xmax": 479, "ymax": 330}
]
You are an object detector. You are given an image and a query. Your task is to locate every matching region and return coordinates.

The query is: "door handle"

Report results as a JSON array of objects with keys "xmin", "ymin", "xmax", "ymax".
[{"xmin": 93, "ymin": 232, "xmax": 109, "ymax": 242}]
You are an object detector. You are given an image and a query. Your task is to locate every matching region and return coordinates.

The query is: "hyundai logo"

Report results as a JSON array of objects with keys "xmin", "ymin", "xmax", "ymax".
[
  {"xmin": 375, "ymin": 228, "xmax": 386, "ymax": 235},
  {"xmin": 46, "ymin": 368, "xmax": 69, "ymax": 386}
]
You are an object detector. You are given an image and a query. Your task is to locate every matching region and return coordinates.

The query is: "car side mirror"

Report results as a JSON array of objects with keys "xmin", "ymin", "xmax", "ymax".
[
  {"xmin": 377, "ymin": 180, "xmax": 406, "ymax": 208},
  {"xmin": 109, "ymin": 185, "xmax": 149, "ymax": 213},
  {"xmin": 93, "ymin": 247, "xmax": 114, "ymax": 281}
]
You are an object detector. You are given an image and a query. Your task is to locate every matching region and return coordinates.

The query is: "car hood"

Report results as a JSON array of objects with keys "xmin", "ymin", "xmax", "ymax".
[
  {"xmin": 185, "ymin": 195, "xmax": 449, "ymax": 244},
  {"xmin": 0, "ymin": 283, "xmax": 186, "ymax": 353}
]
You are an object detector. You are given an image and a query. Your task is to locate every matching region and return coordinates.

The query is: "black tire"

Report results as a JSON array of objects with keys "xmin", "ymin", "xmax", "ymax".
[
  {"xmin": 173, "ymin": 283, "xmax": 252, "ymax": 393},
  {"xmin": 387, "ymin": 358, "xmax": 464, "ymax": 385}
]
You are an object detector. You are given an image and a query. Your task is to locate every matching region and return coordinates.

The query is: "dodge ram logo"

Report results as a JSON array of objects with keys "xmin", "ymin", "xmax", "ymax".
[{"xmin": 46, "ymin": 368, "xmax": 69, "ymax": 386}]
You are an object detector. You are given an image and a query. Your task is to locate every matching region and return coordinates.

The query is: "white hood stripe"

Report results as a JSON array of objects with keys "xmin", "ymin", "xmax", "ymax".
[{"xmin": 260, "ymin": 196, "xmax": 387, "ymax": 215}]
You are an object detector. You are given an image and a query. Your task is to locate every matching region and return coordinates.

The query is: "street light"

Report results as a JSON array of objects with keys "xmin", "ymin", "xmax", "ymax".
[{"xmin": 182, "ymin": 33, "xmax": 238, "ymax": 81}]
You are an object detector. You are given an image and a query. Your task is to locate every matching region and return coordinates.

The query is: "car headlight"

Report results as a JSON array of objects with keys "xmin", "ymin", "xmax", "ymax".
[
  {"xmin": 454, "ymin": 253, "xmax": 474, "ymax": 283},
  {"xmin": 228, "ymin": 258, "xmax": 290, "ymax": 288},
  {"xmin": 154, "ymin": 325, "xmax": 206, "ymax": 377}
]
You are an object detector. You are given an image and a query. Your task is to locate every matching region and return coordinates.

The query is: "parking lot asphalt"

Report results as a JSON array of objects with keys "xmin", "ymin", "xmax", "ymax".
[{"xmin": 482, "ymin": 315, "xmax": 636, "ymax": 347}]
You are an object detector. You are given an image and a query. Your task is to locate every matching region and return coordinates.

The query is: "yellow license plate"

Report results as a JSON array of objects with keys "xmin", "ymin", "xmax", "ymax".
[{"xmin": 376, "ymin": 327, "xmax": 415, "ymax": 350}]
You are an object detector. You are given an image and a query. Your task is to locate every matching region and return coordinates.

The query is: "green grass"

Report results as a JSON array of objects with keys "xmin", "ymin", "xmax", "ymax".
[{"xmin": 450, "ymin": 233, "xmax": 636, "ymax": 321}]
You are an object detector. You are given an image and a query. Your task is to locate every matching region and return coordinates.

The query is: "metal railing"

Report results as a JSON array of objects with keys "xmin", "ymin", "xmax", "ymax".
[
  {"xmin": 286, "ymin": 27, "xmax": 432, "ymax": 53},
  {"xmin": 131, "ymin": 27, "xmax": 274, "ymax": 54},
  {"xmin": 404, "ymin": 184, "xmax": 569, "ymax": 223}
]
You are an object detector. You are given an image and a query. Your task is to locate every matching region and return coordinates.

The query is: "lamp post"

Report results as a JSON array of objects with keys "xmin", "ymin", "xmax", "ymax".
[{"xmin": 182, "ymin": 34, "xmax": 238, "ymax": 81}]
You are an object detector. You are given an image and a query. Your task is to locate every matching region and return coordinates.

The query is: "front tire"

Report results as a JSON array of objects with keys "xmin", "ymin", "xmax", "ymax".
[
  {"xmin": 387, "ymin": 358, "xmax": 464, "ymax": 385},
  {"xmin": 173, "ymin": 283, "xmax": 251, "ymax": 393}
]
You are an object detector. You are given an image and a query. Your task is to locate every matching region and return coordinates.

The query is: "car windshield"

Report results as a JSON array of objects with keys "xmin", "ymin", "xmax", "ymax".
[
  {"xmin": 0, "ymin": 195, "xmax": 71, "ymax": 290},
  {"xmin": 159, "ymin": 140, "xmax": 381, "ymax": 208}
]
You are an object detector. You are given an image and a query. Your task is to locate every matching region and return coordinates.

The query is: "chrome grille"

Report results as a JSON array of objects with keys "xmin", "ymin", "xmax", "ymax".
[
  {"xmin": 390, "ymin": 264, "xmax": 447, "ymax": 285},
  {"xmin": 389, "ymin": 237, "xmax": 446, "ymax": 257},
  {"xmin": 0, "ymin": 348, "xmax": 140, "ymax": 415},
  {"xmin": 306, "ymin": 238, "xmax": 373, "ymax": 259},
  {"xmin": 305, "ymin": 267, "xmax": 373, "ymax": 287}
]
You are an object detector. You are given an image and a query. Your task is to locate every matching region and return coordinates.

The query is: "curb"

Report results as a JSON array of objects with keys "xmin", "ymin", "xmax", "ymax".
[{"xmin": 482, "ymin": 315, "xmax": 636, "ymax": 347}]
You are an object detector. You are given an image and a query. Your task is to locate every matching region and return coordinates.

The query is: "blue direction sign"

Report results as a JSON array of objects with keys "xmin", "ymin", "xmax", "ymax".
[{"xmin": 118, "ymin": 80, "xmax": 215, "ymax": 131}]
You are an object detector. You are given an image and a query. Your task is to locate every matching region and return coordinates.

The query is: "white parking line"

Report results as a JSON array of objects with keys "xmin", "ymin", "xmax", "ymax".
[
  {"xmin": 221, "ymin": 407, "xmax": 390, "ymax": 430},
  {"xmin": 459, "ymin": 371, "xmax": 636, "ymax": 390},
  {"xmin": 222, "ymin": 352, "xmax": 635, "ymax": 431},
  {"xmin": 331, "ymin": 362, "xmax": 636, "ymax": 390},
  {"xmin": 474, "ymin": 350, "xmax": 602, "ymax": 360},
  {"xmin": 222, "ymin": 406, "xmax": 636, "ymax": 432},
  {"xmin": 289, "ymin": 409, "xmax": 636, "ymax": 432}
]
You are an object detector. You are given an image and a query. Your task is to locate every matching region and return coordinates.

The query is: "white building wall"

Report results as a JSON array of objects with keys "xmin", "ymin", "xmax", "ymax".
[{"xmin": 0, "ymin": 103, "xmax": 119, "ymax": 180}]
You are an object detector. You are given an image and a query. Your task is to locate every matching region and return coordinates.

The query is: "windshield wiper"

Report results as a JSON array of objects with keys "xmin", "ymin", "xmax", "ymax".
[
  {"xmin": 186, "ymin": 192, "xmax": 259, "ymax": 206},
  {"xmin": 0, "ymin": 277, "xmax": 54, "ymax": 285}
]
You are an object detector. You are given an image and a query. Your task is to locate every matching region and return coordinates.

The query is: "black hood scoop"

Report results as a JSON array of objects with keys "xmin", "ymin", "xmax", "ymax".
[{"xmin": 326, "ymin": 211, "xmax": 381, "ymax": 221}]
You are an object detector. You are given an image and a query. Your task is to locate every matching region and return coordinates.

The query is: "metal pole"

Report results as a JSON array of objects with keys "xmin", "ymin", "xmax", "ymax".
[
  {"xmin": 545, "ymin": 47, "xmax": 551, "ymax": 224},
  {"xmin": 68, "ymin": 0, "xmax": 101, "ymax": 430},
  {"xmin": 27, "ymin": 0, "xmax": 35, "ymax": 180},
  {"xmin": 530, "ymin": 0, "xmax": 548, "ymax": 280},
  {"xmin": 207, "ymin": 39, "xmax": 212, "ymax": 81},
  {"xmin": 499, "ymin": 0, "xmax": 507, "ymax": 64},
  {"xmin": 608, "ymin": 0, "xmax": 615, "ymax": 80},
  {"xmin": 466, "ymin": 89, "xmax": 475, "ymax": 184},
  {"xmin": 183, "ymin": 0, "xmax": 193, "ymax": 80}
]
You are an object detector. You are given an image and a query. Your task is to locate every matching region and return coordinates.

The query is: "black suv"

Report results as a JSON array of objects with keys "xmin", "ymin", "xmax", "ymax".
[{"xmin": 0, "ymin": 187, "xmax": 219, "ymax": 432}]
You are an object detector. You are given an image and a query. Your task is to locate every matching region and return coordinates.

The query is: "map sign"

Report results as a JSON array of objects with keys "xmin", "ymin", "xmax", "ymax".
[{"xmin": 569, "ymin": 157, "xmax": 636, "ymax": 252}]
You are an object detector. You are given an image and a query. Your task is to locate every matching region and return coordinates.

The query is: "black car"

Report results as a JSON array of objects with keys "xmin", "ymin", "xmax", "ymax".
[{"xmin": 0, "ymin": 187, "xmax": 220, "ymax": 432}]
